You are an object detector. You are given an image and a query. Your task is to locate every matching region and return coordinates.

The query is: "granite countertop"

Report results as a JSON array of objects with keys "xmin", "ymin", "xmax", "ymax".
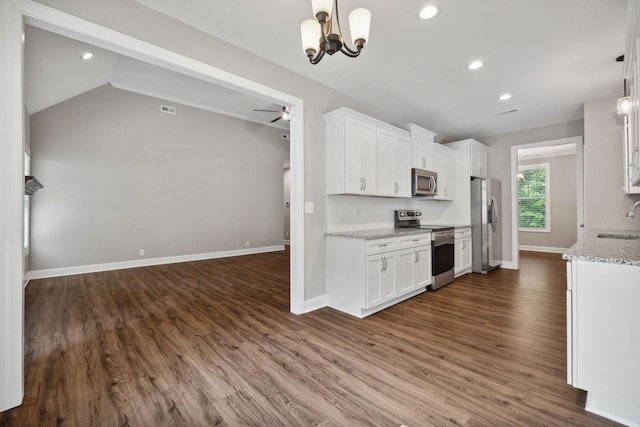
[
  {"xmin": 326, "ymin": 224, "xmax": 471, "ymax": 240},
  {"xmin": 562, "ymin": 230, "xmax": 640, "ymax": 266}
]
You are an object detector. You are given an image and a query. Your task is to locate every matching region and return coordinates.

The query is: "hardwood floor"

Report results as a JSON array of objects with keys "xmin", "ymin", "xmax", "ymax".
[{"xmin": 1, "ymin": 249, "xmax": 622, "ymax": 426}]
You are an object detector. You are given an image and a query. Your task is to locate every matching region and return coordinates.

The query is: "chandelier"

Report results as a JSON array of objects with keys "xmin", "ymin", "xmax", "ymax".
[{"xmin": 300, "ymin": 0, "xmax": 371, "ymax": 65}]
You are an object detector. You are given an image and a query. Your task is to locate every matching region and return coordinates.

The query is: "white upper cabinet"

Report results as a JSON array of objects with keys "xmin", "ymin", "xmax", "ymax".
[
  {"xmin": 325, "ymin": 108, "xmax": 411, "ymax": 198},
  {"xmin": 622, "ymin": 1, "xmax": 640, "ymax": 194},
  {"xmin": 400, "ymin": 123, "xmax": 437, "ymax": 171},
  {"xmin": 344, "ymin": 117, "xmax": 377, "ymax": 195},
  {"xmin": 432, "ymin": 144, "xmax": 455, "ymax": 200},
  {"xmin": 376, "ymin": 130, "xmax": 411, "ymax": 197},
  {"xmin": 471, "ymin": 143, "xmax": 488, "ymax": 179},
  {"xmin": 445, "ymin": 139, "xmax": 489, "ymax": 179}
]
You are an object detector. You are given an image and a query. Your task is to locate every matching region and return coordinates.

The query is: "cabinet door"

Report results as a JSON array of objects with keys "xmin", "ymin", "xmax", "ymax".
[
  {"xmin": 397, "ymin": 248, "xmax": 416, "ymax": 294},
  {"xmin": 366, "ymin": 253, "xmax": 397, "ymax": 308},
  {"xmin": 345, "ymin": 118, "xmax": 376, "ymax": 195},
  {"xmin": 444, "ymin": 150, "xmax": 455, "ymax": 200},
  {"xmin": 433, "ymin": 145, "xmax": 455, "ymax": 200},
  {"xmin": 411, "ymin": 133, "xmax": 434, "ymax": 171},
  {"xmin": 461, "ymin": 237, "xmax": 472, "ymax": 271},
  {"xmin": 471, "ymin": 145, "xmax": 488, "ymax": 179},
  {"xmin": 454, "ymin": 239, "xmax": 463, "ymax": 276},
  {"xmin": 381, "ymin": 254, "xmax": 397, "ymax": 301},
  {"xmin": 394, "ymin": 134, "xmax": 412, "ymax": 197},
  {"xmin": 376, "ymin": 129, "xmax": 396, "ymax": 196},
  {"xmin": 415, "ymin": 245, "xmax": 432, "ymax": 287},
  {"xmin": 365, "ymin": 255, "xmax": 384, "ymax": 308}
]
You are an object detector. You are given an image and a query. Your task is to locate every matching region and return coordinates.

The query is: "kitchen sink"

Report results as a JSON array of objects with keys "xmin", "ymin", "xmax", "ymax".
[{"xmin": 597, "ymin": 233, "xmax": 640, "ymax": 240}]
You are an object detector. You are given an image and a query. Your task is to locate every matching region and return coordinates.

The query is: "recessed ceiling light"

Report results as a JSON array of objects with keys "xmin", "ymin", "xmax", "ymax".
[
  {"xmin": 467, "ymin": 60, "xmax": 483, "ymax": 70},
  {"xmin": 81, "ymin": 52, "xmax": 94, "ymax": 60},
  {"xmin": 419, "ymin": 6, "xmax": 439, "ymax": 20},
  {"xmin": 498, "ymin": 93, "xmax": 512, "ymax": 101}
]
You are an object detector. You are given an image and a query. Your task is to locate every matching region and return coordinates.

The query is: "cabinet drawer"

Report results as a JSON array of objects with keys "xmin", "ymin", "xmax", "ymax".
[
  {"xmin": 397, "ymin": 234, "xmax": 431, "ymax": 249},
  {"xmin": 366, "ymin": 237, "xmax": 397, "ymax": 255},
  {"xmin": 455, "ymin": 227, "xmax": 471, "ymax": 239}
]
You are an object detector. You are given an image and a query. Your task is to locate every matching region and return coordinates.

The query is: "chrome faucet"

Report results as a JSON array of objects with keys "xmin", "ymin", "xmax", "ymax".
[{"xmin": 626, "ymin": 200, "xmax": 640, "ymax": 219}]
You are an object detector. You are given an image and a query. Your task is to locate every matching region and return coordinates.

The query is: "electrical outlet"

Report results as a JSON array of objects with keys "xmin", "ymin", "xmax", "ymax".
[
  {"xmin": 245, "ymin": 240, "xmax": 250, "ymax": 247},
  {"xmin": 139, "ymin": 249, "xmax": 145, "ymax": 256},
  {"xmin": 305, "ymin": 202, "xmax": 314, "ymax": 214}
]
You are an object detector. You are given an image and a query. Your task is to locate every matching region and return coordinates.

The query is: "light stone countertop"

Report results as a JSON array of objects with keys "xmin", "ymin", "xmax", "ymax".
[
  {"xmin": 326, "ymin": 224, "xmax": 471, "ymax": 240},
  {"xmin": 562, "ymin": 230, "xmax": 640, "ymax": 266}
]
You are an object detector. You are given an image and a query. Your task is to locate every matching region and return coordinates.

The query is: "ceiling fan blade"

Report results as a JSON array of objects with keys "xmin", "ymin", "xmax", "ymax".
[
  {"xmin": 254, "ymin": 109, "xmax": 279, "ymax": 113},
  {"xmin": 270, "ymin": 116, "xmax": 282, "ymax": 123}
]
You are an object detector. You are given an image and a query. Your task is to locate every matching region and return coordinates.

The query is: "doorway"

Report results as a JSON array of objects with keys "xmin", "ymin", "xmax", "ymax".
[
  {"xmin": 0, "ymin": 0, "xmax": 304, "ymax": 412},
  {"xmin": 509, "ymin": 137, "xmax": 584, "ymax": 269}
]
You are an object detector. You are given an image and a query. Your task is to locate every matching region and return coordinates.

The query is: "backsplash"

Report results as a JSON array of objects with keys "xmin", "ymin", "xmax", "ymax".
[{"xmin": 326, "ymin": 195, "xmax": 453, "ymax": 232}]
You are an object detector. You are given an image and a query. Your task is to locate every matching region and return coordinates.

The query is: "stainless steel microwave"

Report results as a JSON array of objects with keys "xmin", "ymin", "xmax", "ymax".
[{"xmin": 411, "ymin": 168, "xmax": 438, "ymax": 196}]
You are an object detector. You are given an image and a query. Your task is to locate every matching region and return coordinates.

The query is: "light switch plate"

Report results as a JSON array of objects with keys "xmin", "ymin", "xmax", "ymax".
[{"xmin": 304, "ymin": 202, "xmax": 314, "ymax": 214}]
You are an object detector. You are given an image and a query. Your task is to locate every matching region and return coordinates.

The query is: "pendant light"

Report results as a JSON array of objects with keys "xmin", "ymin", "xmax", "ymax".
[{"xmin": 300, "ymin": 0, "xmax": 371, "ymax": 65}]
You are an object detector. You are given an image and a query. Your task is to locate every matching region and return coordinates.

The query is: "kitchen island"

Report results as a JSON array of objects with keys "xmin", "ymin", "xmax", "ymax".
[{"xmin": 563, "ymin": 231, "xmax": 640, "ymax": 426}]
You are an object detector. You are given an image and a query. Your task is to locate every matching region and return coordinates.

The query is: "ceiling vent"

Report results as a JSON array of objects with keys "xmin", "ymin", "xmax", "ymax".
[
  {"xmin": 160, "ymin": 104, "xmax": 176, "ymax": 115},
  {"xmin": 497, "ymin": 108, "xmax": 520, "ymax": 115}
]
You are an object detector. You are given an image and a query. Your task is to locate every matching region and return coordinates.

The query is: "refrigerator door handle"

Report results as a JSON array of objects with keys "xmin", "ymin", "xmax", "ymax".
[{"xmin": 490, "ymin": 197, "xmax": 498, "ymax": 232}]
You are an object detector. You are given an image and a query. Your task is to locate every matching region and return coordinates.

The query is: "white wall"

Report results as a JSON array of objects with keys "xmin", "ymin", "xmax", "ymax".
[
  {"xmin": 518, "ymin": 154, "xmax": 577, "ymax": 249},
  {"xmin": 478, "ymin": 120, "xmax": 584, "ymax": 262},
  {"xmin": 30, "ymin": 84, "xmax": 289, "ymax": 270},
  {"xmin": 584, "ymin": 96, "xmax": 640, "ymax": 229}
]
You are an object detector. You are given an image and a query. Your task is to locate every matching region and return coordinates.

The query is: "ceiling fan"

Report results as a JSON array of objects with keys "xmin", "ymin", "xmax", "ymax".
[{"xmin": 253, "ymin": 106, "xmax": 291, "ymax": 123}]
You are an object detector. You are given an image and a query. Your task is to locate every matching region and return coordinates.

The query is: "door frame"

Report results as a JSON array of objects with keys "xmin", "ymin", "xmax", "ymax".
[
  {"xmin": 509, "ymin": 136, "xmax": 584, "ymax": 269},
  {"xmin": 0, "ymin": 0, "xmax": 305, "ymax": 411}
]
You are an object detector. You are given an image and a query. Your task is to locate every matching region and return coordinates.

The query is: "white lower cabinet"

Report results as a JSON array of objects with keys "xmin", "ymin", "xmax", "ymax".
[
  {"xmin": 365, "ymin": 252, "xmax": 397, "ymax": 308},
  {"xmin": 327, "ymin": 233, "xmax": 431, "ymax": 318},
  {"xmin": 454, "ymin": 227, "xmax": 472, "ymax": 277},
  {"xmin": 566, "ymin": 259, "xmax": 640, "ymax": 425}
]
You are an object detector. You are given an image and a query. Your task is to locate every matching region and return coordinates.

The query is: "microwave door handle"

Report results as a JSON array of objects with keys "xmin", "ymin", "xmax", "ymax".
[{"xmin": 429, "ymin": 176, "xmax": 436, "ymax": 193}]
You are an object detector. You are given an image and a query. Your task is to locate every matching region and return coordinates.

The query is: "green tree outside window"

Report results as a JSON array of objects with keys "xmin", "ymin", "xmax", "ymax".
[{"xmin": 518, "ymin": 165, "xmax": 549, "ymax": 230}]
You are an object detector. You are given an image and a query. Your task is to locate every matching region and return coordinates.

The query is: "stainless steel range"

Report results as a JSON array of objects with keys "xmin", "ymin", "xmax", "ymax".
[{"xmin": 395, "ymin": 210, "xmax": 455, "ymax": 290}]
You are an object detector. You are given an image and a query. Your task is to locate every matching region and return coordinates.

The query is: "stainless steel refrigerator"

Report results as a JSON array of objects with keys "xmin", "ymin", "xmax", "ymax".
[{"xmin": 471, "ymin": 177, "xmax": 502, "ymax": 273}]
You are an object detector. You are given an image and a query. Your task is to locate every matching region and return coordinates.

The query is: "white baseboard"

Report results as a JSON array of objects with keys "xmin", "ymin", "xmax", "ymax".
[
  {"xmin": 499, "ymin": 261, "xmax": 516, "ymax": 269},
  {"xmin": 304, "ymin": 295, "xmax": 328, "ymax": 313},
  {"xmin": 27, "ymin": 245, "xmax": 285, "ymax": 280},
  {"xmin": 519, "ymin": 245, "xmax": 568, "ymax": 254}
]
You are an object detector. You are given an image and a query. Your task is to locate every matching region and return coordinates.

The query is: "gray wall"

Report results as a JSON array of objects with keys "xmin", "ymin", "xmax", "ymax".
[
  {"xmin": 584, "ymin": 96, "xmax": 640, "ymax": 229},
  {"xmin": 30, "ymin": 84, "xmax": 289, "ymax": 270},
  {"xmin": 33, "ymin": 0, "xmax": 419, "ymax": 299},
  {"xmin": 478, "ymin": 120, "xmax": 584, "ymax": 262},
  {"xmin": 518, "ymin": 154, "xmax": 577, "ymax": 249}
]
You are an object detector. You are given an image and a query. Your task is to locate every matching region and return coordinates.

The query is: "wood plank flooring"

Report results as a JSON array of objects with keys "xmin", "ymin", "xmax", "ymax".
[{"xmin": 1, "ymin": 249, "xmax": 622, "ymax": 426}]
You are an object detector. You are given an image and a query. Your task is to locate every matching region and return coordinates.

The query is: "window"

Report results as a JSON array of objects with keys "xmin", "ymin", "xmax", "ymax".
[
  {"xmin": 24, "ymin": 151, "xmax": 31, "ymax": 254},
  {"xmin": 518, "ymin": 163, "xmax": 550, "ymax": 232}
]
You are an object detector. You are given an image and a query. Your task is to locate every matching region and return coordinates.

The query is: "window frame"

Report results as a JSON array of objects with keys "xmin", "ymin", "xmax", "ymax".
[{"xmin": 517, "ymin": 162, "xmax": 551, "ymax": 233}]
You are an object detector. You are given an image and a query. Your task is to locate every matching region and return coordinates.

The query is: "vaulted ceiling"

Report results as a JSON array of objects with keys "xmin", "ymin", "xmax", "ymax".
[{"xmin": 24, "ymin": 26, "xmax": 291, "ymax": 130}]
